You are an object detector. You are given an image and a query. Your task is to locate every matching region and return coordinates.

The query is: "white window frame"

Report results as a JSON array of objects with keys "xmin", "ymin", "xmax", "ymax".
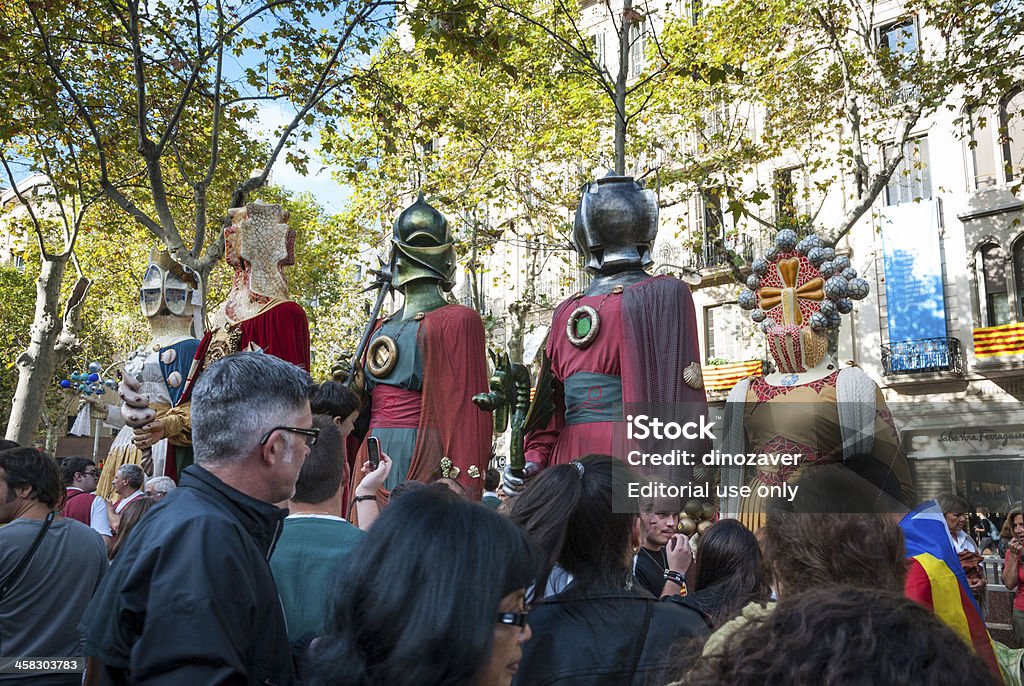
[{"xmin": 884, "ymin": 136, "xmax": 932, "ymax": 206}]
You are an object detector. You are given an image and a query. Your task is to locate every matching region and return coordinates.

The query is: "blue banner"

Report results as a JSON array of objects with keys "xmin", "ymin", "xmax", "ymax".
[{"xmin": 880, "ymin": 200, "xmax": 947, "ymax": 368}]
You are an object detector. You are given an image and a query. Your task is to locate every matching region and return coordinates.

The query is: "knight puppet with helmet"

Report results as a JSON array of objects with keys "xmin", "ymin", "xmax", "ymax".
[
  {"xmin": 88, "ymin": 250, "xmax": 201, "ymax": 498},
  {"xmin": 344, "ymin": 194, "xmax": 491, "ymax": 501},
  {"xmin": 518, "ymin": 174, "xmax": 709, "ymax": 488},
  {"xmin": 120, "ymin": 201, "xmax": 311, "ymax": 480},
  {"xmin": 722, "ymin": 228, "xmax": 915, "ymax": 526}
]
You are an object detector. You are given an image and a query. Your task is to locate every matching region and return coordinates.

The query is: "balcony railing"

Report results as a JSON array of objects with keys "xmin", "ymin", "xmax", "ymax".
[
  {"xmin": 680, "ymin": 235, "xmax": 758, "ymax": 271},
  {"xmin": 881, "ymin": 337, "xmax": 964, "ymax": 376}
]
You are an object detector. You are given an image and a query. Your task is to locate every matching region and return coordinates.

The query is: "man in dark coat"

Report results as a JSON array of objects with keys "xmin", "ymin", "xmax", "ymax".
[{"xmin": 79, "ymin": 352, "xmax": 314, "ymax": 685}]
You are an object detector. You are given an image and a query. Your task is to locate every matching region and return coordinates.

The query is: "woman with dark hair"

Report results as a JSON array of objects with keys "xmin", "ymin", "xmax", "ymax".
[
  {"xmin": 509, "ymin": 454, "xmax": 707, "ymax": 686},
  {"xmin": 306, "ymin": 484, "xmax": 539, "ymax": 686},
  {"xmin": 108, "ymin": 495, "xmax": 156, "ymax": 560},
  {"xmin": 677, "ymin": 588, "xmax": 1000, "ymax": 686},
  {"xmin": 667, "ymin": 519, "xmax": 770, "ymax": 628}
]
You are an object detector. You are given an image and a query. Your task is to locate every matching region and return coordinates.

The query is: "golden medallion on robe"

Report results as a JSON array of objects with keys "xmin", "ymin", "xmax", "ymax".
[{"xmin": 367, "ymin": 335, "xmax": 399, "ymax": 377}]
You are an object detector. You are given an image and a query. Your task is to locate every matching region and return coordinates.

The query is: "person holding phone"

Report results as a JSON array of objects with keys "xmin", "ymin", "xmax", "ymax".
[
  {"xmin": 352, "ymin": 436, "xmax": 391, "ymax": 531},
  {"xmin": 1000, "ymin": 507, "xmax": 1024, "ymax": 647}
]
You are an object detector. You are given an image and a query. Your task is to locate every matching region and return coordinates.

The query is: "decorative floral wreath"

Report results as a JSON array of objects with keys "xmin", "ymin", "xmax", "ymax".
[{"xmin": 736, "ymin": 229, "xmax": 870, "ymax": 333}]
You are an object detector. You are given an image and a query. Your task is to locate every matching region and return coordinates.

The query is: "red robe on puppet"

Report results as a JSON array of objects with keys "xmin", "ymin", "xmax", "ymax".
[
  {"xmin": 166, "ymin": 299, "xmax": 310, "ymax": 479},
  {"xmin": 351, "ymin": 303, "xmax": 490, "ymax": 505},
  {"xmin": 525, "ymin": 275, "xmax": 708, "ymax": 486}
]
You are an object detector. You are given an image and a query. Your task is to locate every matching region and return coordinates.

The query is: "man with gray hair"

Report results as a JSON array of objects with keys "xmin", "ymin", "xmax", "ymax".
[
  {"xmin": 143, "ymin": 475, "xmax": 176, "ymax": 500},
  {"xmin": 79, "ymin": 352, "xmax": 313, "ymax": 685},
  {"xmin": 112, "ymin": 463, "xmax": 145, "ymax": 515}
]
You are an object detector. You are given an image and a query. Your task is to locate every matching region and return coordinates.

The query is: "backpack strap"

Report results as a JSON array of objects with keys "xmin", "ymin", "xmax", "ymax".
[{"xmin": 0, "ymin": 511, "xmax": 56, "ymax": 601}]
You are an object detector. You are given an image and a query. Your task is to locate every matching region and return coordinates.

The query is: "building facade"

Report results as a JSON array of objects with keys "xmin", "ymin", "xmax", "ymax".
[{"xmin": 477, "ymin": 0, "xmax": 1024, "ymax": 505}]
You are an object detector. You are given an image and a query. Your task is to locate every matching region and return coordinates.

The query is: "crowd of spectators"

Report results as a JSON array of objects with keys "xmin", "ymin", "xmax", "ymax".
[{"xmin": 0, "ymin": 351, "xmax": 1018, "ymax": 685}]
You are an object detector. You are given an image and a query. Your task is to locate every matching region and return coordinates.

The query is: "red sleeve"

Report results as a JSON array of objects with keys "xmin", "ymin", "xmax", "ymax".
[
  {"xmin": 524, "ymin": 299, "xmax": 575, "ymax": 469},
  {"xmin": 240, "ymin": 300, "xmax": 310, "ymax": 370},
  {"xmin": 524, "ymin": 357, "xmax": 563, "ymax": 469}
]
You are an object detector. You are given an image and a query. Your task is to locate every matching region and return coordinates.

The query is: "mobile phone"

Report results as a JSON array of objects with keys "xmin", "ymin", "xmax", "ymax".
[{"xmin": 367, "ymin": 437, "xmax": 381, "ymax": 470}]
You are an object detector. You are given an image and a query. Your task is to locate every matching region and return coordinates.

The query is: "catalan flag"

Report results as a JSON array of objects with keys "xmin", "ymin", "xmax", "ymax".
[
  {"xmin": 701, "ymin": 360, "xmax": 763, "ymax": 391},
  {"xmin": 974, "ymin": 323, "xmax": 1024, "ymax": 358},
  {"xmin": 900, "ymin": 500, "xmax": 1003, "ymax": 683}
]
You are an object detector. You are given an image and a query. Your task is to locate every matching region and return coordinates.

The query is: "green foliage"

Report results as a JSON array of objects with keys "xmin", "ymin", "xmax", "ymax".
[
  {"xmin": 644, "ymin": 0, "xmax": 1024, "ymax": 244},
  {"xmin": 321, "ymin": 21, "xmax": 604, "ymax": 356},
  {"xmin": 0, "ymin": 264, "xmax": 36, "ymax": 424}
]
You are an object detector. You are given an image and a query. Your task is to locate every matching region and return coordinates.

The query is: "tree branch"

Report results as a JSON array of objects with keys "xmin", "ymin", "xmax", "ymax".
[
  {"xmin": 0, "ymin": 155, "xmax": 50, "ymax": 260},
  {"xmin": 822, "ymin": 111, "xmax": 921, "ymax": 245}
]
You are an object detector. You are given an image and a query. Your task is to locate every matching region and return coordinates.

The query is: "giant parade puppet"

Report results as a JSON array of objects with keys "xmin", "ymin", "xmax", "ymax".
[
  {"xmin": 344, "ymin": 194, "xmax": 491, "ymax": 501},
  {"xmin": 511, "ymin": 174, "xmax": 709, "ymax": 487},
  {"xmin": 119, "ymin": 201, "xmax": 310, "ymax": 479},
  {"xmin": 722, "ymin": 228, "xmax": 916, "ymax": 526},
  {"xmin": 89, "ymin": 250, "xmax": 200, "ymax": 498}
]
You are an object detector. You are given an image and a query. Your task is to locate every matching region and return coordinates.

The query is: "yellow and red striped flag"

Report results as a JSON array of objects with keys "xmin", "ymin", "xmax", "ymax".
[{"xmin": 974, "ymin": 322, "xmax": 1024, "ymax": 358}]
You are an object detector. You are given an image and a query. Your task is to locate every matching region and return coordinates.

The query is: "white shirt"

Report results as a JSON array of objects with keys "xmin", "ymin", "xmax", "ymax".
[
  {"xmin": 952, "ymin": 529, "xmax": 979, "ymax": 554},
  {"xmin": 114, "ymin": 490, "xmax": 145, "ymax": 514},
  {"xmin": 285, "ymin": 513, "xmax": 346, "ymax": 522}
]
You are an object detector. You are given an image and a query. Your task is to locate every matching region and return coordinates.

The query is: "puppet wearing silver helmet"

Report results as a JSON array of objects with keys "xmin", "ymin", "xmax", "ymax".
[
  {"xmin": 517, "ymin": 174, "xmax": 709, "ymax": 493},
  {"xmin": 572, "ymin": 174, "xmax": 659, "ymax": 286}
]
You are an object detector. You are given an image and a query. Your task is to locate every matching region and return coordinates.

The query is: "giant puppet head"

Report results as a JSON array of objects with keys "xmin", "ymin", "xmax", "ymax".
[
  {"xmin": 737, "ymin": 229, "xmax": 870, "ymax": 374},
  {"xmin": 224, "ymin": 201, "xmax": 295, "ymax": 300},
  {"xmin": 572, "ymin": 174, "xmax": 658, "ymax": 274},
  {"xmin": 140, "ymin": 249, "xmax": 198, "ymax": 320},
  {"xmin": 390, "ymin": 193, "xmax": 457, "ymax": 292}
]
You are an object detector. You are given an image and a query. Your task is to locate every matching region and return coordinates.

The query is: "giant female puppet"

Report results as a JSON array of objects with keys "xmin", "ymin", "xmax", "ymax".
[
  {"xmin": 91, "ymin": 250, "xmax": 200, "ymax": 497},
  {"xmin": 722, "ymin": 228, "xmax": 915, "ymax": 525},
  {"xmin": 349, "ymin": 195, "xmax": 491, "ymax": 500},
  {"xmin": 121, "ymin": 201, "xmax": 310, "ymax": 479},
  {"xmin": 522, "ymin": 174, "xmax": 709, "ymax": 487}
]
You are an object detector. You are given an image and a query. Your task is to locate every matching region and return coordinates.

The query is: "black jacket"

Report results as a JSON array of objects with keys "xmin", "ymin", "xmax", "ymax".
[
  {"xmin": 513, "ymin": 583, "xmax": 708, "ymax": 686},
  {"xmin": 79, "ymin": 465, "xmax": 293, "ymax": 686}
]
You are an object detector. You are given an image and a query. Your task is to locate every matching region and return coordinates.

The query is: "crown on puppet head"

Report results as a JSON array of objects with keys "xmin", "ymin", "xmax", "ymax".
[
  {"xmin": 737, "ymin": 229, "xmax": 870, "ymax": 334},
  {"xmin": 148, "ymin": 249, "xmax": 198, "ymax": 289},
  {"xmin": 227, "ymin": 201, "xmax": 294, "ymax": 300}
]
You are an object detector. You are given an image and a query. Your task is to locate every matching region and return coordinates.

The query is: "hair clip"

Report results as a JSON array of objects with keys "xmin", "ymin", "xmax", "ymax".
[{"xmin": 571, "ymin": 461, "xmax": 584, "ymax": 479}]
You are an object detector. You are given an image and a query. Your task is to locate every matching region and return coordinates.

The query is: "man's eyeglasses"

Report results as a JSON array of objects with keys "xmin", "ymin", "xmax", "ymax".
[
  {"xmin": 83, "ymin": 470, "xmax": 100, "ymax": 478},
  {"xmin": 496, "ymin": 612, "xmax": 529, "ymax": 628},
  {"xmin": 259, "ymin": 426, "xmax": 320, "ymax": 447}
]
